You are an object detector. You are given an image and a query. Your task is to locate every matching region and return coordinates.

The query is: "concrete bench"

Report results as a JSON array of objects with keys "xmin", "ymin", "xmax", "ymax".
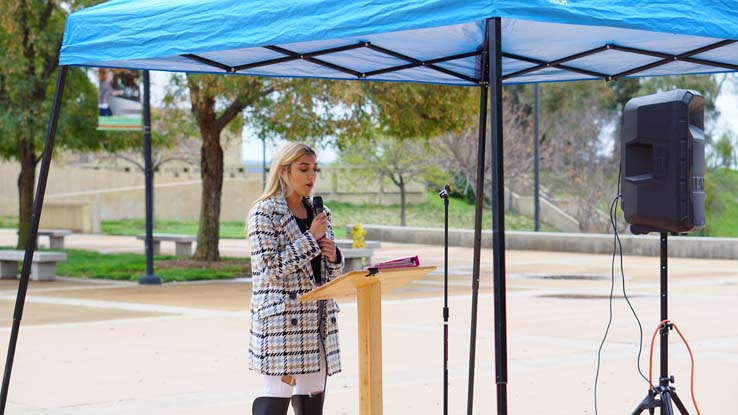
[
  {"xmin": 335, "ymin": 239, "xmax": 381, "ymax": 250},
  {"xmin": 136, "ymin": 234, "xmax": 196, "ymax": 257},
  {"xmin": 341, "ymin": 248, "xmax": 375, "ymax": 272},
  {"xmin": 37, "ymin": 229, "xmax": 73, "ymax": 250},
  {"xmin": 0, "ymin": 250, "xmax": 67, "ymax": 281}
]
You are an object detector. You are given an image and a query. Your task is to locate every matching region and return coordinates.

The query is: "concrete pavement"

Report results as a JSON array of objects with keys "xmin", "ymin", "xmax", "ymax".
[{"xmin": 0, "ymin": 229, "xmax": 736, "ymax": 414}]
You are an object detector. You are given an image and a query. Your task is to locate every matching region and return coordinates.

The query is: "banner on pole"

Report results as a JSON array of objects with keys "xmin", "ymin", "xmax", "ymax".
[{"xmin": 98, "ymin": 69, "xmax": 142, "ymax": 131}]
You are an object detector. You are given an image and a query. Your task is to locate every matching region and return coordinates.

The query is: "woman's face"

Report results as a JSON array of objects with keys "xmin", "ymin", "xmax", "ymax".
[{"xmin": 285, "ymin": 153, "xmax": 319, "ymax": 198}]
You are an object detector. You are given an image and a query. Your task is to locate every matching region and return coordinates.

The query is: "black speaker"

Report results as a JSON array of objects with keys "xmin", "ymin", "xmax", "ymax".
[{"xmin": 620, "ymin": 89, "xmax": 705, "ymax": 235}]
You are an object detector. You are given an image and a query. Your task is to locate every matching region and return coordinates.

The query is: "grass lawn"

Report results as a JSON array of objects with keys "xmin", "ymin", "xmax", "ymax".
[
  {"xmin": 326, "ymin": 194, "xmax": 557, "ymax": 235},
  {"xmin": 101, "ymin": 219, "xmax": 247, "ymax": 239},
  {"xmin": 0, "ymin": 216, "xmax": 18, "ymax": 229},
  {"xmin": 0, "ymin": 247, "xmax": 249, "ymax": 282},
  {"xmin": 99, "ymin": 193, "xmax": 555, "ymax": 239}
]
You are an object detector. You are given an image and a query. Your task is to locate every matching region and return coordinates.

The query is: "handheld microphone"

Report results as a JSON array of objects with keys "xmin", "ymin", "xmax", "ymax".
[
  {"xmin": 313, "ymin": 195, "xmax": 324, "ymax": 216},
  {"xmin": 312, "ymin": 195, "xmax": 325, "ymax": 241},
  {"xmin": 312, "ymin": 196, "xmax": 325, "ymax": 277}
]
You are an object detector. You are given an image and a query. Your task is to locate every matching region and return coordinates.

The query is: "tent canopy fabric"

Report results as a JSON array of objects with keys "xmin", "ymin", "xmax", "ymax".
[{"xmin": 60, "ymin": 0, "xmax": 738, "ymax": 86}]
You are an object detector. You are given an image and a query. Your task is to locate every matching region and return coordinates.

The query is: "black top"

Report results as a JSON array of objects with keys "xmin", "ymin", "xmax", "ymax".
[{"xmin": 293, "ymin": 201, "xmax": 322, "ymax": 284}]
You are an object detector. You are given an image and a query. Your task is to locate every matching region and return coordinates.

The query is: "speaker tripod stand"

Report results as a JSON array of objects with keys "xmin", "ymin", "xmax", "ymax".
[{"xmin": 631, "ymin": 232, "xmax": 690, "ymax": 415}]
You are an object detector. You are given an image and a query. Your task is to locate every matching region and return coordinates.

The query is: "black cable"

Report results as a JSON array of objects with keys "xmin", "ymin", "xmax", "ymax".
[
  {"xmin": 594, "ymin": 166, "xmax": 650, "ymax": 415},
  {"xmin": 612, "ymin": 210, "xmax": 650, "ymax": 385},
  {"xmin": 594, "ymin": 193, "xmax": 619, "ymax": 415},
  {"xmin": 612, "ymin": 166, "xmax": 649, "ymax": 385}
]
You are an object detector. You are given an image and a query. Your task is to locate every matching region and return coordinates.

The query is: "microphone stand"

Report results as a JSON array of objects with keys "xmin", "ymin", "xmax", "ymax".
[{"xmin": 439, "ymin": 184, "xmax": 451, "ymax": 415}]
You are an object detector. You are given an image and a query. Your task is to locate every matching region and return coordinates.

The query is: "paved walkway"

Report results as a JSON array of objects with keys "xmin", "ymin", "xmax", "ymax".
[{"xmin": 0, "ymin": 229, "xmax": 736, "ymax": 414}]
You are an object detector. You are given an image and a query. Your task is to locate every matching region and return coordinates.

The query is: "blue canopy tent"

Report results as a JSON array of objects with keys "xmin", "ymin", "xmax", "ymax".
[{"xmin": 4, "ymin": 0, "xmax": 738, "ymax": 414}]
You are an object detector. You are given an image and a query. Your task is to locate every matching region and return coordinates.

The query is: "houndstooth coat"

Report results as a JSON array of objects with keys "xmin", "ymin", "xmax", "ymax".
[{"xmin": 248, "ymin": 195, "xmax": 344, "ymax": 376}]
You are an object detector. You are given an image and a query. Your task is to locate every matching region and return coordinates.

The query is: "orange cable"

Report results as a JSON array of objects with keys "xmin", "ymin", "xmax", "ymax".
[
  {"xmin": 647, "ymin": 319, "xmax": 666, "ymax": 388},
  {"xmin": 647, "ymin": 320, "xmax": 701, "ymax": 415},
  {"xmin": 671, "ymin": 322, "xmax": 701, "ymax": 415}
]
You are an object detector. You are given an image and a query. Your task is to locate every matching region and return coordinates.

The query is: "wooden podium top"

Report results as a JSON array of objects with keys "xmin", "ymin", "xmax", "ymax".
[{"xmin": 299, "ymin": 265, "xmax": 436, "ymax": 302}]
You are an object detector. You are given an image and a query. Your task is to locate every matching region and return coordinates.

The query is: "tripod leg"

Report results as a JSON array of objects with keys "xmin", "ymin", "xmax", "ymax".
[
  {"xmin": 631, "ymin": 391, "xmax": 659, "ymax": 415},
  {"xmin": 659, "ymin": 390, "xmax": 675, "ymax": 415},
  {"xmin": 670, "ymin": 391, "xmax": 690, "ymax": 415}
]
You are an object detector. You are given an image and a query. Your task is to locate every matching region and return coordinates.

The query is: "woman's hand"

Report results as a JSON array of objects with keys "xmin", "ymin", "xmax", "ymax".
[
  {"xmin": 309, "ymin": 211, "xmax": 328, "ymax": 240},
  {"xmin": 318, "ymin": 237, "xmax": 337, "ymax": 263}
]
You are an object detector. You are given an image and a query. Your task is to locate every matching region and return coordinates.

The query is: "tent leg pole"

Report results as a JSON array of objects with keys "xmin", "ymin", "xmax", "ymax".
[
  {"xmin": 489, "ymin": 17, "xmax": 509, "ymax": 415},
  {"xmin": 139, "ymin": 70, "xmax": 161, "ymax": 285},
  {"xmin": 466, "ymin": 24, "xmax": 490, "ymax": 415},
  {"xmin": 534, "ymin": 84, "xmax": 540, "ymax": 232},
  {"xmin": 0, "ymin": 66, "xmax": 69, "ymax": 414}
]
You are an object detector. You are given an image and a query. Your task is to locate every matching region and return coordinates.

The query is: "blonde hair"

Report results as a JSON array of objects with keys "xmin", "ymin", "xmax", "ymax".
[{"xmin": 252, "ymin": 142, "xmax": 317, "ymax": 206}]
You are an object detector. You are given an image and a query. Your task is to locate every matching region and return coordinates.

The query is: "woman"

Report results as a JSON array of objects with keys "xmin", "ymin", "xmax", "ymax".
[{"xmin": 248, "ymin": 143, "xmax": 343, "ymax": 415}]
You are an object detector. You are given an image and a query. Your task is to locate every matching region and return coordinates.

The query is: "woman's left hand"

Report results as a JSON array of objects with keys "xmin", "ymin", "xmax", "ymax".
[{"xmin": 318, "ymin": 238, "xmax": 337, "ymax": 263}]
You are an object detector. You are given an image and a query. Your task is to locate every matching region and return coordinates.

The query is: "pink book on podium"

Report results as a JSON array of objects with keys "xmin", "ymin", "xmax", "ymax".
[{"xmin": 368, "ymin": 256, "xmax": 420, "ymax": 270}]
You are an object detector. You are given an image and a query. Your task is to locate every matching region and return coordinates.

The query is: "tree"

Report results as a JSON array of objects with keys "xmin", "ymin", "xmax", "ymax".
[
  {"xmin": 168, "ymin": 75, "xmax": 354, "ymax": 261},
  {"xmin": 0, "ymin": 0, "xmax": 140, "ymax": 249},
  {"xmin": 614, "ymin": 74, "xmax": 723, "ymax": 160},
  {"xmin": 710, "ymin": 131, "xmax": 736, "ymax": 169},
  {"xmin": 533, "ymin": 81, "xmax": 618, "ymax": 231},
  {"xmin": 340, "ymin": 136, "xmax": 437, "ymax": 226},
  {"xmin": 349, "ymin": 82, "xmax": 478, "ymax": 142},
  {"xmin": 431, "ymin": 87, "xmax": 535, "ymax": 205}
]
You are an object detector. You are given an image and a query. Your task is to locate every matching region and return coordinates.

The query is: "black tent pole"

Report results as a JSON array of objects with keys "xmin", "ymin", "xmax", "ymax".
[
  {"xmin": 489, "ymin": 17, "xmax": 509, "ymax": 415},
  {"xmin": 466, "ymin": 21, "xmax": 490, "ymax": 415},
  {"xmin": 533, "ymin": 84, "xmax": 540, "ymax": 232},
  {"xmin": 139, "ymin": 70, "xmax": 160, "ymax": 285},
  {"xmin": 0, "ymin": 66, "xmax": 69, "ymax": 414}
]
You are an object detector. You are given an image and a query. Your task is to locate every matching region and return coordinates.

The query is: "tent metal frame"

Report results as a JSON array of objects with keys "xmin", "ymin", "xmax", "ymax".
[
  {"xmin": 1, "ymin": 66, "xmax": 69, "ymax": 412},
  {"xmin": 183, "ymin": 41, "xmax": 483, "ymax": 84},
  {"xmin": 182, "ymin": 37, "xmax": 737, "ymax": 85},
  {"xmin": 4, "ymin": 14, "xmax": 738, "ymax": 415}
]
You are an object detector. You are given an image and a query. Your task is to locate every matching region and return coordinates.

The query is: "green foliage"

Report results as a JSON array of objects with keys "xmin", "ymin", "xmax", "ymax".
[
  {"xmin": 249, "ymin": 78, "xmax": 366, "ymax": 144},
  {"xmin": 357, "ymin": 83, "xmax": 478, "ymax": 141},
  {"xmin": 710, "ymin": 132, "xmax": 736, "ymax": 169},
  {"xmin": 172, "ymin": 74, "xmax": 359, "ymax": 146},
  {"xmin": 0, "ymin": 1, "xmax": 133, "ymax": 160},
  {"xmin": 0, "ymin": 1, "xmax": 154, "ymax": 250},
  {"xmin": 703, "ymin": 168, "xmax": 738, "ymax": 237},
  {"xmin": 446, "ymin": 173, "xmax": 478, "ymax": 205},
  {"xmin": 167, "ymin": 73, "xmax": 365, "ymax": 260},
  {"xmin": 606, "ymin": 78, "xmax": 641, "ymax": 112}
]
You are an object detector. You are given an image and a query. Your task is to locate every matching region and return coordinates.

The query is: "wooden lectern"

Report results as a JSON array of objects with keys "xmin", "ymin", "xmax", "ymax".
[{"xmin": 299, "ymin": 265, "xmax": 436, "ymax": 415}]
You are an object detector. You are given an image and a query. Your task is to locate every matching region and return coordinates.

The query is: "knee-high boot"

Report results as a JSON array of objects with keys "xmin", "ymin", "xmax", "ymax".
[
  {"xmin": 290, "ymin": 393, "xmax": 324, "ymax": 415},
  {"xmin": 252, "ymin": 396, "xmax": 290, "ymax": 415}
]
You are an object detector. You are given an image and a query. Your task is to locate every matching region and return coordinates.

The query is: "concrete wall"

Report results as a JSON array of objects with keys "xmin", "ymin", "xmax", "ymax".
[
  {"xmin": 1, "ymin": 161, "xmax": 427, "ymax": 225},
  {"xmin": 505, "ymin": 188, "xmax": 580, "ymax": 232},
  {"xmin": 41, "ymin": 178, "xmax": 263, "ymax": 222},
  {"xmin": 349, "ymin": 224, "xmax": 738, "ymax": 260},
  {"xmin": 39, "ymin": 202, "xmax": 101, "ymax": 233},
  {"xmin": 316, "ymin": 166, "xmax": 427, "ymax": 205}
]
